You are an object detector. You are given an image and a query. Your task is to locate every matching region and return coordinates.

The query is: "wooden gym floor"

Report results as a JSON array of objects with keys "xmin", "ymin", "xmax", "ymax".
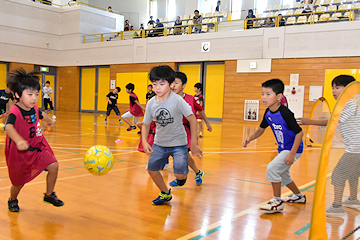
[{"xmin": 0, "ymin": 112, "xmax": 358, "ymax": 240}]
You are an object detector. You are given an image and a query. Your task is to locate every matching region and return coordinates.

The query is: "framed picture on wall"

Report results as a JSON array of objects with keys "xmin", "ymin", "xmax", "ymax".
[{"xmin": 244, "ymin": 100, "xmax": 259, "ymax": 121}]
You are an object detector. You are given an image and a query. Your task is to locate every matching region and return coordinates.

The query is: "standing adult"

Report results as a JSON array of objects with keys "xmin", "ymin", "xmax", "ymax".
[
  {"xmin": 192, "ymin": 10, "xmax": 203, "ymax": 34},
  {"xmin": 302, "ymin": 0, "xmax": 317, "ymax": 13},
  {"xmin": 246, "ymin": 9, "xmax": 256, "ymax": 29},
  {"xmin": 215, "ymin": 1, "xmax": 221, "ymax": 12},
  {"xmin": 148, "ymin": 16, "xmax": 155, "ymax": 27}
]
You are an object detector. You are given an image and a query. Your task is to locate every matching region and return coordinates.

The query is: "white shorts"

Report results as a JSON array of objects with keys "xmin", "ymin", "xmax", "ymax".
[
  {"xmin": 121, "ymin": 111, "xmax": 139, "ymax": 124},
  {"xmin": 266, "ymin": 150, "xmax": 302, "ymax": 186}
]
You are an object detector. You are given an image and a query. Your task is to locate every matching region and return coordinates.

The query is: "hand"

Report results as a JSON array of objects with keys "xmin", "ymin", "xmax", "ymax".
[
  {"xmin": 143, "ymin": 142, "xmax": 153, "ymax": 156},
  {"xmin": 242, "ymin": 137, "xmax": 251, "ymax": 147},
  {"xmin": 136, "ymin": 122, "xmax": 144, "ymax": 129},
  {"xmin": 296, "ymin": 117, "xmax": 311, "ymax": 125},
  {"xmin": 16, "ymin": 139, "xmax": 29, "ymax": 151},
  {"xmin": 206, "ymin": 122, "xmax": 212, "ymax": 132},
  {"xmin": 108, "ymin": 100, "xmax": 112, "ymax": 104},
  {"xmin": 190, "ymin": 144, "xmax": 203, "ymax": 160},
  {"xmin": 285, "ymin": 154, "xmax": 295, "ymax": 165},
  {"xmin": 45, "ymin": 120, "xmax": 54, "ymax": 127},
  {"xmin": 50, "ymin": 97, "xmax": 52, "ymax": 102}
]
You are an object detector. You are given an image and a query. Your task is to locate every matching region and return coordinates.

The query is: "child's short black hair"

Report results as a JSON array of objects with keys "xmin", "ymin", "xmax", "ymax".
[
  {"xmin": 126, "ymin": 83, "xmax": 134, "ymax": 92},
  {"xmin": 115, "ymin": 87, "xmax": 121, "ymax": 92},
  {"xmin": 332, "ymin": 75, "xmax": 355, "ymax": 87},
  {"xmin": 194, "ymin": 10, "xmax": 199, "ymax": 13},
  {"xmin": 262, "ymin": 79, "xmax": 284, "ymax": 95},
  {"xmin": 148, "ymin": 84, "xmax": 152, "ymax": 88},
  {"xmin": 45, "ymin": 81, "xmax": 50, "ymax": 84},
  {"xmin": 149, "ymin": 65, "xmax": 176, "ymax": 84},
  {"xmin": 176, "ymin": 72, "xmax": 187, "ymax": 84},
  {"xmin": 194, "ymin": 83, "xmax": 203, "ymax": 92},
  {"xmin": 7, "ymin": 67, "xmax": 40, "ymax": 100}
]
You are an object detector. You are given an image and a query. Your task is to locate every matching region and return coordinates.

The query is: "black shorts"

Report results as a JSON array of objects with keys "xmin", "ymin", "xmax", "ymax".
[
  {"xmin": 106, "ymin": 106, "xmax": 120, "ymax": 116},
  {"xmin": 44, "ymin": 98, "xmax": 53, "ymax": 110}
]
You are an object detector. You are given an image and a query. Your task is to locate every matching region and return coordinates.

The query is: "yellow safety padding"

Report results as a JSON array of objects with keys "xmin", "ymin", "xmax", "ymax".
[
  {"xmin": 97, "ymin": 68, "xmax": 110, "ymax": 112},
  {"xmin": 81, "ymin": 68, "xmax": 96, "ymax": 111},
  {"xmin": 204, "ymin": 64, "xmax": 225, "ymax": 118}
]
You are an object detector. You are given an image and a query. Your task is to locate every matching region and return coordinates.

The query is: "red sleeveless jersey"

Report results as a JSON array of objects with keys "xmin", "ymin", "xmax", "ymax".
[
  {"xmin": 183, "ymin": 93, "xmax": 203, "ymax": 148},
  {"xmin": 129, "ymin": 92, "xmax": 144, "ymax": 117},
  {"xmin": 5, "ymin": 105, "xmax": 57, "ymax": 186}
]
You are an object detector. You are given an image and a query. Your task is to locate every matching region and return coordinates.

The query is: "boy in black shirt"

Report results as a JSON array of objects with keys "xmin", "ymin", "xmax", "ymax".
[
  {"xmin": 0, "ymin": 86, "xmax": 14, "ymax": 124},
  {"xmin": 146, "ymin": 84, "xmax": 156, "ymax": 103},
  {"xmin": 105, "ymin": 87, "xmax": 123, "ymax": 124}
]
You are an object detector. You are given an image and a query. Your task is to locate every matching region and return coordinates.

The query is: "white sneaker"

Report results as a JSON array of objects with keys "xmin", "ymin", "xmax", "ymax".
[
  {"xmin": 281, "ymin": 194, "xmax": 306, "ymax": 204},
  {"xmin": 163, "ymin": 162, "xmax": 171, "ymax": 170},
  {"xmin": 52, "ymin": 115, "xmax": 56, "ymax": 121},
  {"xmin": 326, "ymin": 204, "xmax": 345, "ymax": 217},
  {"xmin": 260, "ymin": 198, "xmax": 284, "ymax": 213},
  {"xmin": 342, "ymin": 198, "xmax": 360, "ymax": 209}
]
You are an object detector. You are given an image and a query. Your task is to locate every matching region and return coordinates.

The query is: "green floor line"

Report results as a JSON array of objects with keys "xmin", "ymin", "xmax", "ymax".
[
  {"xmin": 236, "ymin": 179, "xmax": 272, "ymax": 185},
  {"xmin": 53, "ymin": 148, "xmax": 81, "ymax": 154},
  {"xmin": 294, "ymin": 222, "xmax": 310, "ymax": 235}
]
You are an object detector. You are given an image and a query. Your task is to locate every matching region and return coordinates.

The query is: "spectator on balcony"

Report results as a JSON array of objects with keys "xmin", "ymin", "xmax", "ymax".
[
  {"xmin": 124, "ymin": 20, "xmax": 131, "ymax": 31},
  {"xmin": 148, "ymin": 16, "xmax": 155, "ymax": 27},
  {"xmin": 174, "ymin": 16, "xmax": 182, "ymax": 35},
  {"xmin": 215, "ymin": 1, "xmax": 221, "ymax": 12},
  {"xmin": 246, "ymin": 9, "xmax": 256, "ymax": 29},
  {"xmin": 108, "ymin": 6, "xmax": 113, "ymax": 13},
  {"xmin": 265, "ymin": 18, "xmax": 275, "ymax": 27},
  {"xmin": 153, "ymin": 19, "xmax": 164, "ymax": 33},
  {"xmin": 192, "ymin": 10, "xmax": 203, "ymax": 34},
  {"xmin": 302, "ymin": 0, "xmax": 317, "ymax": 14},
  {"xmin": 278, "ymin": 14, "xmax": 286, "ymax": 26},
  {"xmin": 140, "ymin": 24, "xmax": 144, "ymax": 30}
]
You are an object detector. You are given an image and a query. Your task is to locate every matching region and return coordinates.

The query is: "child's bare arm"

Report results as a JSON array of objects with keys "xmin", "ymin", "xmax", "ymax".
[
  {"xmin": 296, "ymin": 117, "xmax": 327, "ymax": 126},
  {"xmin": 242, "ymin": 128, "xmax": 265, "ymax": 147},
  {"xmin": 198, "ymin": 110, "xmax": 212, "ymax": 132},
  {"xmin": 285, "ymin": 131, "xmax": 303, "ymax": 165},
  {"xmin": 42, "ymin": 112, "xmax": 55, "ymax": 127},
  {"xmin": 106, "ymin": 97, "xmax": 111, "ymax": 104},
  {"xmin": 5, "ymin": 124, "xmax": 29, "ymax": 151},
  {"xmin": 134, "ymin": 100, "xmax": 146, "ymax": 111},
  {"xmin": 185, "ymin": 114, "xmax": 203, "ymax": 159},
  {"xmin": 141, "ymin": 123, "xmax": 153, "ymax": 155}
]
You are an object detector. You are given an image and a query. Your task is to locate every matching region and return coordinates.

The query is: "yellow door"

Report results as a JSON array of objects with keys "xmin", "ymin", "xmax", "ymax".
[
  {"xmin": 178, "ymin": 64, "xmax": 202, "ymax": 96},
  {"xmin": 97, "ymin": 68, "xmax": 110, "ymax": 112},
  {"xmin": 81, "ymin": 68, "xmax": 96, "ymax": 111},
  {"xmin": 0, "ymin": 64, "xmax": 7, "ymax": 89},
  {"xmin": 204, "ymin": 64, "xmax": 225, "ymax": 119}
]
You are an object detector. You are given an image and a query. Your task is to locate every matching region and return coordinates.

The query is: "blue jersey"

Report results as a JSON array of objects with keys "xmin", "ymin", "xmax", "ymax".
[{"xmin": 260, "ymin": 105, "xmax": 303, "ymax": 153}]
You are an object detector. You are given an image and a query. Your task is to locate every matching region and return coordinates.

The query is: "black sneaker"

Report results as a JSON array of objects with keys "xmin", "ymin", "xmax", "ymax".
[
  {"xmin": 126, "ymin": 125, "xmax": 136, "ymax": 131},
  {"xmin": 105, "ymin": 119, "xmax": 107, "ymax": 124},
  {"xmin": 8, "ymin": 199, "xmax": 20, "ymax": 212},
  {"xmin": 44, "ymin": 192, "xmax": 64, "ymax": 207}
]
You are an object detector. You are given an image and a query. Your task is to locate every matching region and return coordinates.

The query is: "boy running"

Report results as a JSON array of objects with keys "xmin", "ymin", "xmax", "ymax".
[
  {"xmin": 105, "ymin": 87, "xmax": 123, "ymax": 124},
  {"xmin": 243, "ymin": 79, "xmax": 305, "ymax": 213}
]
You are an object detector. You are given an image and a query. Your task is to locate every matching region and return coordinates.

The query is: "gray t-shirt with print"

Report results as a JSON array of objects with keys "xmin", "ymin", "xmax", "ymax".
[
  {"xmin": 42, "ymin": 86, "xmax": 53, "ymax": 99},
  {"xmin": 144, "ymin": 91, "xmax": 193, "ymax": 147}
]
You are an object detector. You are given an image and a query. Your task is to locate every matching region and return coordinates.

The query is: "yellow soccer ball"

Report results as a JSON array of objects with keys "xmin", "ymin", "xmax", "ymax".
[{"xmin": 84, "ymin": 145, "xmax": 114, "ymax": 175}]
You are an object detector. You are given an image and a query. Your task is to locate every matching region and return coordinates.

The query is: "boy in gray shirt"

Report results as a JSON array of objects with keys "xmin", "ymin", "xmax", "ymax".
[
  {"xmin": 42, "ymin": 81, "xmax": 56, "ymax": 120},
  {"xmin": 142, "ymin": 65, "xmax": 202, "ymax": 205}
]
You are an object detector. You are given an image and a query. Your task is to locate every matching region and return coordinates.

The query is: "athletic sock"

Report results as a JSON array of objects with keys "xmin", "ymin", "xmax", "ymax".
[
  {"xmin": 296, "ymin": 193, "xmax": 304, "ymax": 198},
  {"xmin": 333, "ymin": 203, "xmax": 342, "ymax": 208},
  {"xmin": 274, "ymin": 196, "xmax": 282, "ymax": 201}
]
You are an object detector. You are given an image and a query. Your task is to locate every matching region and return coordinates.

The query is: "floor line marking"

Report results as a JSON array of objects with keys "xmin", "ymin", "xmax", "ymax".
[
  {"xmin": 177, "ymin": 180, "xmax": 318, "ymax": 240},
  {"xmin": 294, "ymin": 222, "xmax": 311, "ymax": 235}
]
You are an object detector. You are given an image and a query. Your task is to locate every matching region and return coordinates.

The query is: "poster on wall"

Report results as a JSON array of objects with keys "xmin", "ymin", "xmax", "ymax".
[
  {"xmin": 284, "ymin": 85, "xmax": 305, "ymax": 118},
  {"xmin": 110, "ymin": 80, "xmax": 116, "ymax": 89},
  {"xmin": 244, "ymin": 100, "xmax": 259, "ymax": 121}
]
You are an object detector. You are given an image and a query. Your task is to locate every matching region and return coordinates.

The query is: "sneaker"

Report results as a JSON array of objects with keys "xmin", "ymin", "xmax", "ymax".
[
  {"xmin": 342, "ymin": 198, "xmax": 360, "ymax": 209},
  {"xmin": 281, "ymin": 194, "xmax": 306, "ymax": 204},
  {"xmin": 163, "ymin": 162, "xmax": 171, "ymax": 170},
  {"xmin": 195, "ymin": 170, "xmax": 204, "ymax": 185},
  {"xmin": 52, "ymin": 115, "xmax": 56, "ymax": 120},
  {"xmin": 119, "ymin": 120, "xmax": 123, "ymax": 124},
  {"xmin": 137, "ymin": 131, "xmax": 141, "ymax": 135},
  {"xmin": 152, "ymin": 190, "xmax": 172, "ymax": 205},
  {"xmin": 199, "ymin": 132, "xmax": 203, "ymax": 138},
  {"xmin": 8, "ymin": 199, "xmax": 19, "ymax": 212},
  {"xmin": 169, "ymin": 179, "xmax": 182, "ymax": 187},
  {"xmin": 260, "ymin": 199, "xmax": 284, "ymax": 212},
  {"xmin": 326, "ymin": 204, "xmax": 345, "ymax": 217},
  {"xmin": 126, "ymin": 125, "xmax": 136, "ymax": 131},
  {"xmin": 44, "ymin": 192, "xmax": 64, "ymax": 207},
  {"xmin": 105, "ymin": 119, "xmax": 107, "ymax": 124}
]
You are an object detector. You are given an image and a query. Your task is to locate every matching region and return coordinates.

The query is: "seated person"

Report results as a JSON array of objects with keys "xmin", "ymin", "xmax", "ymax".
[
  {"xmin": 278, "ymin": 14, "xmax": 285, "ymax": 26},
  {"xmin": 265, "ymin": 18, "xmax": 275, "ymax": 27},
  {"xmin": 153, "ymin": 19, "xmax": 164, "ymax": 33},
  {"xmin": 174, "ymin": 16, "xmax": 182, "ymax": 35}
]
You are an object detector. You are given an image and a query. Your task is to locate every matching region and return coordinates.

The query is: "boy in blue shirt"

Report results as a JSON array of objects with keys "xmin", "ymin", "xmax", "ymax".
[
  {"xmin": 142, "ymin": 65, "xmax": 202, "ymax": 205},
  {"xmin": 243, "ymin": 79, "xmax": 305, "ymax": 213}
]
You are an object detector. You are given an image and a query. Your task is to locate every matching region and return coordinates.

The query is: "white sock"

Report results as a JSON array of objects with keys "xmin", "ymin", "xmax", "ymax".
[{"xmin": 296, "ymin": 193, "xmax": 304, "ymax": 198}]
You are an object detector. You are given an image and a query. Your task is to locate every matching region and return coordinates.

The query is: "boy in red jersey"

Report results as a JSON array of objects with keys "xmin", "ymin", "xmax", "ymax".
[
  {"xmin": 5, "ymin": 68, "xmax": 64, "ymax": 212},
  {"xmin": 194, "ymin": 83, "xmax": 204, "ymax": 137},
  {"xmin": 121, "ymin": 83, "xmax": 145, "ymax": 132},
  {"xmin": 169, "ymin": 72, "xmax": 212, "ymax": 186}
]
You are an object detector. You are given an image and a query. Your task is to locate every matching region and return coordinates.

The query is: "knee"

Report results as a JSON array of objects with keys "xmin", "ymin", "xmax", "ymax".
[{"xmin": 46, "ymin": 162, "xmax": 59, "ymax": 172}]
